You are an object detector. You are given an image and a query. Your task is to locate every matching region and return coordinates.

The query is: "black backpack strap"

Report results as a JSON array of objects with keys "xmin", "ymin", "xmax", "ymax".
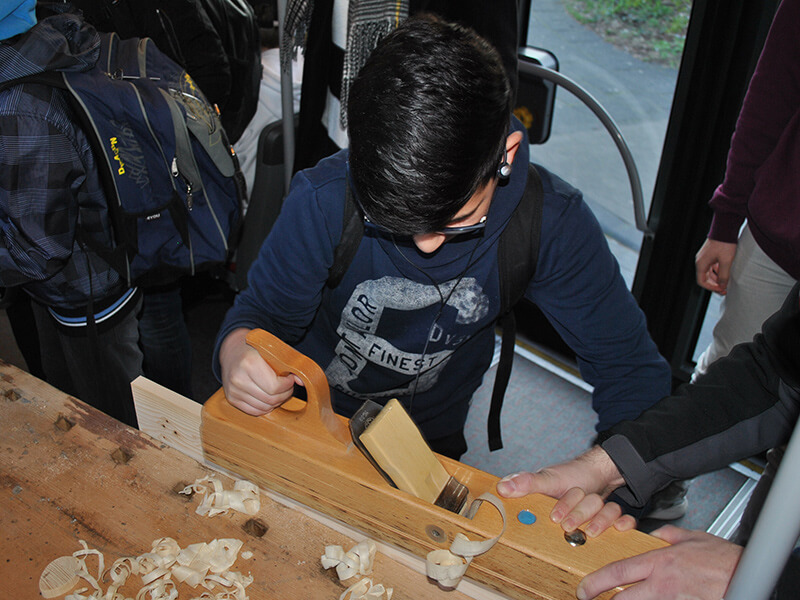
[
  {"xmin": 327, "ymin": 180, "xmax": 364, "ymax": 288},
  {"xmin": 0, "ymin": 70, "xmax": 65, "ymax": 93},
  {"xmin": 488, "ymin": 163, "xmax": 544, "ymax": 450}
]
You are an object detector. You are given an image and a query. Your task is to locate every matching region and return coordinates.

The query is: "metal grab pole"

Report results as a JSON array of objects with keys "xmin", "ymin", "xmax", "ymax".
[
  {"xmin": 520, "ymin": 63, "xmax": 654, "ymax": 236},
  {"xmin": 277, "ymin": 0, "xmax": 296, "ymax": 195},
  {"xmin": 724, "ymin": 416, "xmax": 800, "ymax": 600}
]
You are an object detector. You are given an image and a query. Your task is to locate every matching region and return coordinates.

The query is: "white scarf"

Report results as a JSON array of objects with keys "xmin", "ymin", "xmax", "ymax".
[{"xmin": 280, "ymin": 0, "xmax": 409, "ymax": 128}]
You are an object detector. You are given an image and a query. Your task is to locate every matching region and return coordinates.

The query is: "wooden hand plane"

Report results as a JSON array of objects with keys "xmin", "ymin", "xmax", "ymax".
[{"xmin": 201, "ymin": 329, "xmax": 666, "ymax": 600}]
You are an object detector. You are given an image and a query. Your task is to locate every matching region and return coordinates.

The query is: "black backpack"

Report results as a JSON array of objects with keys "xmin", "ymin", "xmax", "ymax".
[
  {"xmin": 72, "ymin": 0, "xmax": 261, "ymax": 143},
  {"xmin": 327, "ymin": 163, "xmax": 544, "ymax": 450}
]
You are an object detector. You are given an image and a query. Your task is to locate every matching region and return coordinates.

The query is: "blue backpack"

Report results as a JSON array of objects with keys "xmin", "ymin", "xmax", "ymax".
[{"xmin": 2, "ymin": 30, "xmax": 245, "ymax": 288}]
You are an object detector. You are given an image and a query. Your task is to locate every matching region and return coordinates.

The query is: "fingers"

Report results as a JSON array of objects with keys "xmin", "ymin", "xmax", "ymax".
[
  {"xmin": 714, "ymin": 260, "xmax": 731, "ymax": 292},
  {"xmin": 220, "ymin": 335, "xmax": 298, "ymax": 416},
  {"xmin": 229, "ymin": 353, "xmax": 296, "ymax": 415},
  {"xmin": 578, "ymin": 526, "xmax": 742, "ymax": 599},
  {"xmin": 649, "ymin": 524, "xmax": 693, "ymax": 544},
  {"xmin": 225, "ymin": 372, "xmax": 296, "ymax": 416},
  {"xmin": 552, "ymin": 489, "xmax": 629, "ymax": 538},
  {"xmin": 497, "ymin": 475, "xmax": 628, "ymax": 540},
  {"xmin": 553, "ymin": 487, "xmax": 600, "ymax": 530},
  {"xmin": 694, "ymin": 248, "xmax": 715, "ymax": 289},
  {"xmin": 577, "ymin": 552, "xmax": 656, "ymax": 600},
  {"xmin": 584, "ymin": 501, "xmax": 628, "ymax": 537},
  {"xmin": 496, "ymin": 471, "xmax": 538, "ymax": 497},
  {"xmin": 227, "ymin": 393, "xmax": 279, "ymax": 416},
  {"xmin": 613, "ymin": 514, "xmax": 637, "ymax": 532},
  {"xmin": 696, "ymin": 265, "xmax": 721, "ymax": 292},
  {"xmin": 496, "ymin": 468, "xmax": 567, "ymax": 498},
  {"xmin": 226, "ymin": 374, "xmax": 293, "ymax": 408},
  {"xmin": 498, "ymin": 479, "xmax": 631, "ymax": 539},
  {"xmin": 695, "ymin": 239, "xmax": 736, "ymax": 293},
  {"xmin": 498, "ymin": 447, "xmax": 620, "ymax": 499},
  {"xmin": 695, "ymin": 254, "xmax": 724, "ymax": 293}
]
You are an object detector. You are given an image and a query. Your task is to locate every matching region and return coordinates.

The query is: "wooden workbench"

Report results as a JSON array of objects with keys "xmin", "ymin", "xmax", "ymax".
[{"xmin": 0, "ymin": 361, "xmax": 494, "ymax": 599}]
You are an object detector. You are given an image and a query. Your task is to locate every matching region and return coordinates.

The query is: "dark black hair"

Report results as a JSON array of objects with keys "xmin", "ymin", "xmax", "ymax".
[{"xmin": 347, "ymin": 14, "xmax": 512, "ymax": 235}]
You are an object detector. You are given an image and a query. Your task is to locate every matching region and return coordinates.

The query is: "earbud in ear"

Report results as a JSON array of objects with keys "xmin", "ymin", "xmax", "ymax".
[{"xmin": 497, "ymin": 149, "xmax": 511, "ymax": 180}]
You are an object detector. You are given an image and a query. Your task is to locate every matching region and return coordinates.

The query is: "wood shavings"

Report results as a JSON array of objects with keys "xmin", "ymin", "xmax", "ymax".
[
  {"xmin": 321, "ymin": 540, "xmax": 376, "ymax": 580},
  {"xmin": 322, "ymin": 541, "xmax": 392, "ymax": 599},
  {"xmin": 339, "ymin": 577, "xmax": 393, "ymax": 600},
  {"xmin": 39, "ymin": 556, "xmax": 81, "ymax": 598},
  {"xmin": 133, "ymin": 577, "xmax": 177, "ymax": 600},
  {"xmin": 176, "ymin": 539, "xmax": 243, "ymax": 581},
  {"xmin": 107, "ymin": 556, "xmax": 139, "ymax": 596},
  {"xmin": 425, "ymin": 493, "xmax": 507, "ymax": 589},
  {"xmin": 426, "ymin": 546, "xmax": 469, "ymax": 589},
  {"xmin": 179, "ymin": 476, "xmax": 260, "ymax": 517},
  {"xmin": 71, "ymin": 540, "xmax": 105, "ymax": 596},
  {"xmin": 40, "ymin": 537, "xmax": 252, "ymax": 600}
]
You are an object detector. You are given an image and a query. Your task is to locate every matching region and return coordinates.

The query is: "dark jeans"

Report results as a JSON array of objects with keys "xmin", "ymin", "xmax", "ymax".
[
  {"xmin": 138, "ymin": 284, "xmax": 194, "ymax": 399},
  {"xmin": 32, "ymin": 297, "xmax": 143, "ymax": 427},
  {"xmin": 4, "ymin": 289, "xmax": 45, "ymax": 379}
]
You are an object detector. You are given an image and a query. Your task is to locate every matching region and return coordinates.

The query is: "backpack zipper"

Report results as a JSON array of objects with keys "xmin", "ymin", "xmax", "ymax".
[{"xmin": 171, "ymin": 157, "xmax": 194, "ymax": 210}]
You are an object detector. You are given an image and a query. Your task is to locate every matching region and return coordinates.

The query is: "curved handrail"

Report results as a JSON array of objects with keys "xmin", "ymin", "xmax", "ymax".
[{"xmin": 523, "ymin": 62, "xmax": 655, "ymax": 236}]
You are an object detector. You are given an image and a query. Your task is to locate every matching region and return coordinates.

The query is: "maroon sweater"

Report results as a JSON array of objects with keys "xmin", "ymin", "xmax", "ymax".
[{"xmin": 708, "ymin": 0, "xmax": 800, "ymax": 279}]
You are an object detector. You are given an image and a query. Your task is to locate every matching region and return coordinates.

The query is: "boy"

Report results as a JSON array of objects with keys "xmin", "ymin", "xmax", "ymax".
[{"xmin": 214, "ymin": 15, "xmax": 671, "ymax": 461}]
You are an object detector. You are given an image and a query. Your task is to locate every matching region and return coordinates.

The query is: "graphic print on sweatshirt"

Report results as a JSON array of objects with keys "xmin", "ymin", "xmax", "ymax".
[{"xmin": 325, "ymin": 276, "xmax": 490, "ymax": 399}]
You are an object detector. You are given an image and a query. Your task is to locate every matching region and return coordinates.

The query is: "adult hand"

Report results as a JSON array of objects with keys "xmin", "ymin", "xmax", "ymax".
[
  {"xmin": 496, "ymin": 446, "xmax": 634, "ymax": 538},
  {"xmin": 695, "ymin": 238, "xmax": 737, "ymax": 294},
  {"xmin": 218, "ymin": 328, "xmax": 301, "ymax": 416},
  {"xmin": 576, "ymin": 525, "xmax": 743, "ymax": 600}
]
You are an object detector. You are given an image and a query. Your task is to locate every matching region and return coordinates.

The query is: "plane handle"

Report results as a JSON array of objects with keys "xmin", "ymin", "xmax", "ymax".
[{"xmin": 245, "ymin": 329, "xmax": 352, "ymax": 447}]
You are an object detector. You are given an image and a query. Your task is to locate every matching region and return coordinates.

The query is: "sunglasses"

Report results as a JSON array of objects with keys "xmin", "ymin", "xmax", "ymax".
[
  {"xmin": 346, "ymin": 160, "xmax": 494, "ymax": 237},
  {"xmin": 357, "ymin": 199, "xmax": 487, "ymax": 236},
  {"xmin": 349, "ymin": 180, "xmax": 488, "ymax": 236}
]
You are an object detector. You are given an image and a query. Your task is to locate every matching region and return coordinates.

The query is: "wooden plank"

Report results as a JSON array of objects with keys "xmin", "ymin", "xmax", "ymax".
[
  {"xmin": 131, "ymin": 376, "xmax": 206, "ymax": 464},
  {"xmin": 0, "ymin": 362, "xmax": 484, "ymax": 600}
]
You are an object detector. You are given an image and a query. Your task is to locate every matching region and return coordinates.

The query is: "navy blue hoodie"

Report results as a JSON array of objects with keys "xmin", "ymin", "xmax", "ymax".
[{"xmin": 214, "ymin": 120, "xmax": 671, "ymax": 440}]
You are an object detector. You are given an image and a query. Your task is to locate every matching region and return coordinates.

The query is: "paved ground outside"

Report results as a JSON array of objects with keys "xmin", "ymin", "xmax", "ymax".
[
  {"xmin": 524, "ymin": 0, "xmax": 679, "ymax": 264},
  {"xmin": 524, "ymin": 1, "xmax": 719, "ymax": 356}
]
